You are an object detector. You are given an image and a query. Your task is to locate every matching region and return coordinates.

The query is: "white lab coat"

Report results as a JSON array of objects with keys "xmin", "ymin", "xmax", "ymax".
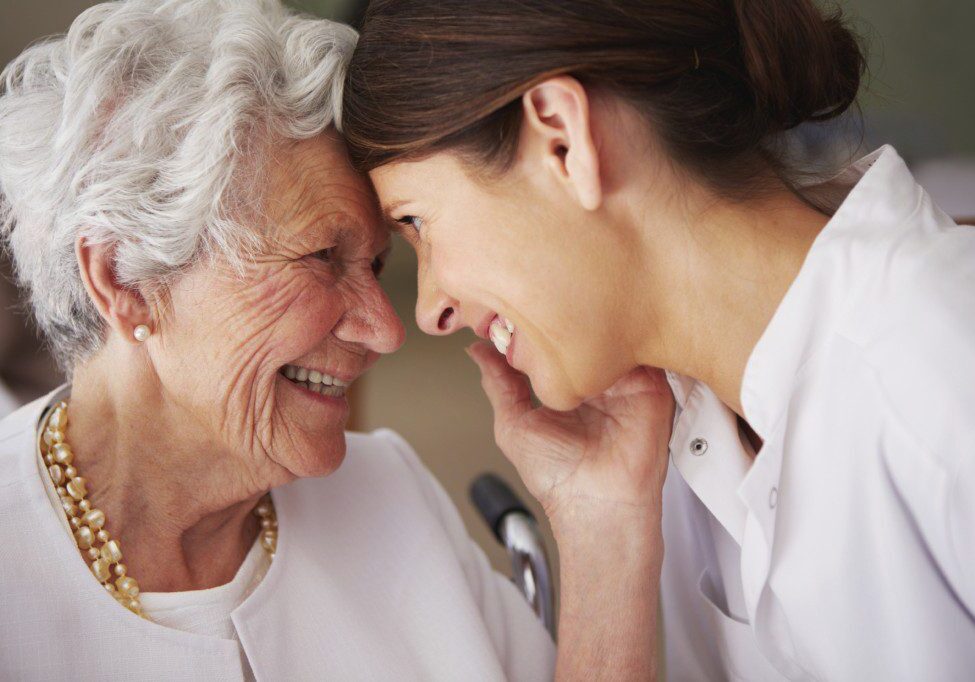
[
  {"xmin": 0, "ymin": 389, "xmax": 555, "ymax": 681},
  {"xmin": 659, "ymin": 146, "xmax": 975, "ymax": 680}
]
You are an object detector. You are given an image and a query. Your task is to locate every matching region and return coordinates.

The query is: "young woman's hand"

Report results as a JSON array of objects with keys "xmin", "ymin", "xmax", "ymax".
[
  {"xmin": 468, "ymin": 340, "xmax": 674, "ymax": 680},
  {"xmin": 466, "ymin": 341, "xmax": 675, "ymax": 526}
]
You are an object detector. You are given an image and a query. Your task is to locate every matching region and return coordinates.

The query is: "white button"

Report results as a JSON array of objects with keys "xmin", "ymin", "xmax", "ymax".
[
  {"xmin": 769, "ymin": 486, "xmax": 778, "ymax": 509},
  {"xmin": 690, "ymin": 438, "xmax": 708, "ymax": 456}
]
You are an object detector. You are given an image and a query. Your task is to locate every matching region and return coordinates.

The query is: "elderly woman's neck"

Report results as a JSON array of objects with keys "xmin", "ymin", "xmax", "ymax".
[{"xmin": 64, "ymin": 357, "xmax": 270, "ymax": 592}]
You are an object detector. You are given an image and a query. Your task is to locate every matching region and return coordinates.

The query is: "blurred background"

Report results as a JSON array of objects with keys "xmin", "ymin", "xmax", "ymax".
[{"xmin": 1, "ymin": 0, "xmax": 973, "ymax": 584}]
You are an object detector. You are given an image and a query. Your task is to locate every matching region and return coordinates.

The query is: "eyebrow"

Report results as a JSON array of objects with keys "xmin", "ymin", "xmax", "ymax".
[{"xmin": 381, "ymin": 200, "xmax": 408, "ymax": 218}]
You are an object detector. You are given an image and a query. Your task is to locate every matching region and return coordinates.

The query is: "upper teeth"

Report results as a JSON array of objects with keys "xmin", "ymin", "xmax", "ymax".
[
  {"xmin": 489, "ymin": 317, "xmax": 516, "ymax": 355},
  {"xmin": 282, "ymin": 364, "xmax": 350, "ymax": 387}
]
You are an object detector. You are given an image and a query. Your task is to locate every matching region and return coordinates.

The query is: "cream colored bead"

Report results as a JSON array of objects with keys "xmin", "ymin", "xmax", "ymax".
[
  {"xmin": 44, "ymin": 453, "xmax": 55, "ymax": 466},
  {"xmin": 56, "ymin": 486, "xmax": 67, "ymax": 497},
  {"xmin": 115, "ymin": 576, "xmax": 140, "ymax": 598},
  {"xmin": 260, "ymin": 518, "xmax": 273, "ymax": 529},
  {"xmin": 87, "ymin": 547, "xmax": 100, "ymax": 561},
  {"xmin": 97, "ymin": 529, "xmax": 110, "ymax": 543},
  {"xmin": 78, "ymin": 499, "xmax": 91, "ymax": 513},
  {"xmin": 260, "ymin": 530, "xmax": 277, "ymax": 553},
  {"xmin": 100, "ymin": 540, "xmax": 122, "ymax": 564},
  {"xmin": 115, "ymin": 563, "xmax": 127, "ymax": 577},
  {"xmin": 126, "ymin": 598, "xmax": 141, "ymax": 612},
  {"xmin": 70, "ymin": 517, "xmax": 82, "ymax": 530},
  {"xmin": 50, "ymin": 407, "xmax": 67, "ymax": 430},
  {"xmin": 48, "ymin": 464, "xmax": 64, "ymax": 485},
  {"xmin": 254, "ymin": 502, "xmax": 271, "ymax": 518},
  {"xmin": 74, "ymin": 526, "xmax": 95, "ymax": 550},
  {"xmin": 61, "ymin": 498, "xmax": 78, "ymax": 517},
  {"xmin": 82, "ymin": 508, "xmax": 105, "ymax": 531},
  {"xmin": 104, "ymin": 583, "xmax": 116, "ymax": 592},
  {"xmin": 52, "ymin": 442, "xmax": 73, "ymax": 465},
  {"xmin": 63, "ymin": 465, "xmax": 77, "ymax": 480},
  {"xmin": 66, "ymin": 477, "xmax": 87, "ymax": 501},
  {"xmin": 91, "ymin": 558, "xmax": 111, "ymax": 582}
]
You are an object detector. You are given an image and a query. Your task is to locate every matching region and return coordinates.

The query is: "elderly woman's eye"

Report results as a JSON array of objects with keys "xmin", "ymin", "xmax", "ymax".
[
  {"xmin": 311, "ymin": 247, "xmax": 336, "ymax": 262},
  {"xmin": 397, "ymin": 216, "xmax": 423, "ymax": 233}
]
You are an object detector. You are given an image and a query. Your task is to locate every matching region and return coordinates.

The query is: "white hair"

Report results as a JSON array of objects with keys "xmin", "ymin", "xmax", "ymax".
[{"xmin": 0, "ymin": 0, "xmax": 357, "ymax": 371}]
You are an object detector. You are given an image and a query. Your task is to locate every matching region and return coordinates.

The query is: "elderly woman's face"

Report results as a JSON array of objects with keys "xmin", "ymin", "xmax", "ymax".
[{"xmin": 153, "ymin": 133, "xmax": 404, "ymax": 480}]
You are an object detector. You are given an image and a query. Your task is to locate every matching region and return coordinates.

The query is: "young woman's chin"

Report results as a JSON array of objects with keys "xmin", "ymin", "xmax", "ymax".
[
  {"xmin": 516, "ymin": 339, "xmax": 606, "ymax": 411},
  {"xmin": 524, "ymin": 362, "xmax": 589, "ymax": 412}
]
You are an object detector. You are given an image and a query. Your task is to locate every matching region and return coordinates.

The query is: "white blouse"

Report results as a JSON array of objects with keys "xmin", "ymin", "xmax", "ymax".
[
  {"xmin": 0, "ymin": 388, "xmax": 556, "ymax": 680},
  {"xmin": 659, "ymin": 146, "xmax": 975, "ymax": 680}
]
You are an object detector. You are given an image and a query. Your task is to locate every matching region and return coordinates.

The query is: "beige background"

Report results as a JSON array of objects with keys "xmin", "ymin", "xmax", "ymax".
[{"xmin": 2, "ymin": 0, "xmax": 973, "ymax": 591}]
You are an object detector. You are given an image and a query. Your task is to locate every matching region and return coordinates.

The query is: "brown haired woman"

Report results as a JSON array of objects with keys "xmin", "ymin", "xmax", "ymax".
[{"xmin": 343, "ymin": 1, "xmax": 975, "ymax": 679}]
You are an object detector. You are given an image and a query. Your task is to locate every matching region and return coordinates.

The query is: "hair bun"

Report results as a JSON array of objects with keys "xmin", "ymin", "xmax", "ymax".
[{"xmin": 733, "ymin": 0, "xmax": 865, "ymax": 133}]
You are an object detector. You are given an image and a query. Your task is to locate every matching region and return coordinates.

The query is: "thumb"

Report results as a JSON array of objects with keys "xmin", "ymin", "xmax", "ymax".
[{"xmin": 466, "ymin": 341, "xmax": 533, "ymax": 428}]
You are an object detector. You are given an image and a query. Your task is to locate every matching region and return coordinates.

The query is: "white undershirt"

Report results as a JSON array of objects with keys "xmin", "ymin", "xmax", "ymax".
[{"xmin": 35, "ymin": 400, "xmax": 270, "ymax": 680}]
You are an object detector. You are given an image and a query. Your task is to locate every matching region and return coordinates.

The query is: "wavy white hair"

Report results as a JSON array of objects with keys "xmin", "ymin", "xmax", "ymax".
[{"xmin": 0, "ymin": 0, "xmax": 357, "ymax": 371}]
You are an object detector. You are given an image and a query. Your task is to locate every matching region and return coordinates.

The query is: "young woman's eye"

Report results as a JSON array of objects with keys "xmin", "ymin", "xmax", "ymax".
[{"xmin": 397, "ymin": 215, "xmax": 423, "ymax": 233}]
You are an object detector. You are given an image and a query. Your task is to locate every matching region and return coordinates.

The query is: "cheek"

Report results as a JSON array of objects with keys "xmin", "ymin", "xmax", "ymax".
[
  {"xmin": 253, "ymin": 268, "xmax": 344, "ymax": 360},
  {"xmin": 427, "ymin": 216, "xmax": 516, "ymax": 301},
  {"xmin": 164, "ymin": 265, "xmax": 344, "ymax": 387}
]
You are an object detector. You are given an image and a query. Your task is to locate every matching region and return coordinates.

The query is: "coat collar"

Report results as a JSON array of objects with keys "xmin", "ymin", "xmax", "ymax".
[{"xmin": 739, "ymin": 145, "xmax": 923, "ymax": 439}]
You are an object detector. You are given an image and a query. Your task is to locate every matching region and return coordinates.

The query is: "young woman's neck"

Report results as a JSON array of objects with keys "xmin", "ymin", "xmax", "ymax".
[{"xmin": 627, "ymin": 178, "xmax": 829, "ymax": 418}]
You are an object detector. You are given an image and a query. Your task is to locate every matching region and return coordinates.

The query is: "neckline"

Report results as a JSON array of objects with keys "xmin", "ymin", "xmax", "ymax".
[{"xmin": 33, "ymin": 390, "xmax": 273, "ymax": 614}]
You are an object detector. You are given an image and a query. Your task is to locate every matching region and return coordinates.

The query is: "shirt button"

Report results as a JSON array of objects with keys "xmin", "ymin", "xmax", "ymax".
[
  {"xmin": 769, "ymin": 486, "xmax": 778, "ymax": 509},
  {"xmin": 690, "ymin": 438, "xmax": 708, "ymax": 456}
]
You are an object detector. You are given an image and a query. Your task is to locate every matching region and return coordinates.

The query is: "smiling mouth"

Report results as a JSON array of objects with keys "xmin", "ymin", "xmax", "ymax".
[
  {"xmin": 280, "ymin": 364, "xmax": 351, "ymax": 398},
  {"xmin": 489, "ymin": 316, "xmax": 516, "ymax": 357}
]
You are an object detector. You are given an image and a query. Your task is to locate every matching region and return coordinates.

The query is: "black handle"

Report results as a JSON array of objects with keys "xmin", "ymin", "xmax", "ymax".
[{"xmin": 469, "ymin": 473, "xmax": 533, "ymax": 543}]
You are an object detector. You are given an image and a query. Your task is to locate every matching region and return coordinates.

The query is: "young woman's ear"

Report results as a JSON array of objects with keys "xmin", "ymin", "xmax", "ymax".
[
  {"xmin": 75, "ymin": 237, "xmax": 152, "ymax": 343},
  {"xmin": 521, "ymin": 76, "xmax": 603, "ymax": 211}
]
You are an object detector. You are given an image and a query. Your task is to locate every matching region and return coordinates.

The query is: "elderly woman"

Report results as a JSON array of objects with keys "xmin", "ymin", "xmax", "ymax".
[{"xmin": 0, "ymin": 1, "xmax": 554, "ymax": 679}]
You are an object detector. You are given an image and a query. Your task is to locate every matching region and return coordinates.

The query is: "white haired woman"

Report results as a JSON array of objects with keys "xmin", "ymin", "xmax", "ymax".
[{"xmin": 0, "ymin": 1, "xmax": 555, "ymax": 679}]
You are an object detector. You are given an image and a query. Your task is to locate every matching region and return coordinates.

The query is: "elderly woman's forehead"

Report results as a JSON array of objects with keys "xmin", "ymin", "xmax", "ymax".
[{"xmin": 265, "ymin": 136, "xmax": 381, "ymax": 232}]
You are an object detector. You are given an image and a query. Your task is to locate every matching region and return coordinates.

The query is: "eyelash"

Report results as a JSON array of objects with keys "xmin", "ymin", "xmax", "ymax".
[
  {"xmin": 397, "ymin": 216, "xmax": 423, "ymax": 233},
  {"xmin": 310, "ymin": 247, "xmax": 386, "ymax": 278}
]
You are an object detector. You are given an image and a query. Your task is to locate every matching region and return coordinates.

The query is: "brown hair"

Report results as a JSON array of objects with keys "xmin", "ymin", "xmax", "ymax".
[{"xmin": 342, "ymin": 0, "xmax": 865, "ymax": 195}]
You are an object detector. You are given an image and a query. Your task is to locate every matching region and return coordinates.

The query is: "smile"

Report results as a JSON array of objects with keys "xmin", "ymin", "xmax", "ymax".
[
  {"xmin": 280, "ymin": 364, "xmax": 351, "ymax": 397},
  {"xmin": 489, "ymin": 316, "xmax": 516, "ymax": 357}
]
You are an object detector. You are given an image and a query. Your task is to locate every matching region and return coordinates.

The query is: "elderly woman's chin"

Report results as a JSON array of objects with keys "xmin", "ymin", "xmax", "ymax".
[{"xmin": 271, "ymin": 371, "xmax": 351, "ymax": 478}]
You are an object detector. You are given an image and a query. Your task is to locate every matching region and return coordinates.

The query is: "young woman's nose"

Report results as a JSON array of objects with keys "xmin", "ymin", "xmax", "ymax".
[{"xmin": 415, "ymin": 280, "xmax": 462, "ymax": 336}]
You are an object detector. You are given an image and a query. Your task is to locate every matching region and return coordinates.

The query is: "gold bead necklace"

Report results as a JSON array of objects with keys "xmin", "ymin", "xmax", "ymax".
[{"xmin": 41, "ymin": 401, "xmax": 278, "ymax": 619}]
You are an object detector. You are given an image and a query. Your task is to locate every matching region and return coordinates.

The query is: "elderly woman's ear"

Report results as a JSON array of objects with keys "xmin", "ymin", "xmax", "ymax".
[{"xmin": 75, "ymin": 237, "xmax": 151, "ymax": 344}]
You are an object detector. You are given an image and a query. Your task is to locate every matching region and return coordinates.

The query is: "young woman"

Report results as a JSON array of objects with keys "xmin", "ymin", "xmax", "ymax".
[{"xmin": 342, "ymin": 0, "xmax": 975, "ymax": 679}]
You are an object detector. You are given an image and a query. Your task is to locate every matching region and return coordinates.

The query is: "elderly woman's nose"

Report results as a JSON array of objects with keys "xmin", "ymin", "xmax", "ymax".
[{"xmin": 334, "ymin": 281, "xmax": 405, "ymax": 354}]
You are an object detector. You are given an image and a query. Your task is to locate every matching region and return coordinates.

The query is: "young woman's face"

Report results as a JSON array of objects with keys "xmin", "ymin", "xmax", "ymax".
[{"xmin": 371, "ymin": 152, "xmax": 642, "ymax": 410}]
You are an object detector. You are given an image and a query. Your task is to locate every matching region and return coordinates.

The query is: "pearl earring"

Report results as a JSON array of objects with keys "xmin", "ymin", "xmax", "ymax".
[{"xmin": 133, "ymin": 325, "xmax": 151, "ymax": 343}]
